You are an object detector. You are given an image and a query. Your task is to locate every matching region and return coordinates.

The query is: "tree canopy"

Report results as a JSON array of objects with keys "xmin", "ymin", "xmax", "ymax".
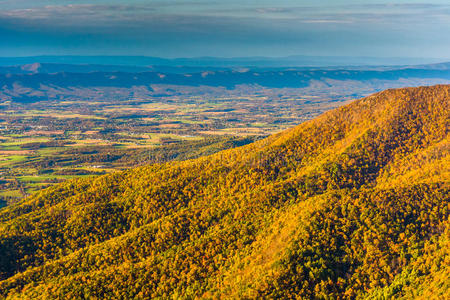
[{"xmin": 0, "ymin": 85, "xmax": 448, "ymax": 299}]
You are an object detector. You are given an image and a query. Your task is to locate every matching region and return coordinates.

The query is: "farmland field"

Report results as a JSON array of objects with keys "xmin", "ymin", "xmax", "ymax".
[{"xmin": 2, "ymin": 90, "xmax": 344, "ymax": 204}]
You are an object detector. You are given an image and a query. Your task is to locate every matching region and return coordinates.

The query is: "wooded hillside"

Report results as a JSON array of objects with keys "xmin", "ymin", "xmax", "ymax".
[{"xmin": 0, "ymin": 85, "xmax": 448, "ymax": 299}]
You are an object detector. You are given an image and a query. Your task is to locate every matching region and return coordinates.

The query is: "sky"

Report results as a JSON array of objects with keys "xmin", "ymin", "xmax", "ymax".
[{"xmin": 0, "ymin": 0, "xmax": 449, "ymax": 59}]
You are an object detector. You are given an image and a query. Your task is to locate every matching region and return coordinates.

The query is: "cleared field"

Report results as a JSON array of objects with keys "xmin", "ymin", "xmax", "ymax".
[{"xmin": 0, "ymin": 88, "xmax": 349, "ymax": 203}]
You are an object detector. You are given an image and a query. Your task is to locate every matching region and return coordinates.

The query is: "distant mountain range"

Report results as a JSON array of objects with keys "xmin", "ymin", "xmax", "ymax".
[
  {"xmin": 0, "ymin": 63, "xmax": 449, "ymax": 88},
  {"xmin": 0, "ymin": 62, "xmax": 232, "ymax": 75},
  {"xmin": 0, "ymin": 61, "xmax": 449, "ymax": 103},
  {"xmin": 0, "ymin": 55, "xmax": 447, "ymax": 68},
  {"xmin": 1, "ymin": 61, "xmax": 449, "ymax": 75}
]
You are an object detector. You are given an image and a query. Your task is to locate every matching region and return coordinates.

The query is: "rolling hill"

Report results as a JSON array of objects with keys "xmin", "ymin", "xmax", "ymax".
[
  {"xmin": 1, "ymin": 62, "xmax": 448, "ymax": 106},
  {"xmin": 1, "ymin": 63, "xmax": 450, "ymax": 91},
  {"xmin": 0, "ymin": 85, "xmax": 448, "ymax": 299}
]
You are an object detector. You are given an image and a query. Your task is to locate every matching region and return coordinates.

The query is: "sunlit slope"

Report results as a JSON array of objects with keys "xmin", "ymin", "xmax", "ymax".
[{"xmin": 0, "ymin": 85, "xmax": 448, "ymax": 299}]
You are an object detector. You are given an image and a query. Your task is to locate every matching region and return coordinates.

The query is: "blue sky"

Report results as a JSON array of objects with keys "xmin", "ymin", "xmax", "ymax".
[{"xmin": 1, "ymin": 0, "xmax": 449, "ymax": 59}]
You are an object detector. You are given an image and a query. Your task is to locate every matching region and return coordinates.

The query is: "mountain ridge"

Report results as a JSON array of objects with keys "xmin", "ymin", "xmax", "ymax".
[
  {"xmin": 1, "ymin": 65, "xmax": 449, "ymax": 104},
  {"xmin": 0, "ymin": 85, "xmax": 448, "ymax": 299},
  {"xmin": 0, "ymin": 56, "xmax": 446, "ymax": 68}
]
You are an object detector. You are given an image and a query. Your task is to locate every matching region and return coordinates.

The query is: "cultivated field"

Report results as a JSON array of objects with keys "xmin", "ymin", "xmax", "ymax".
[{"xmin": 2, "ymin": 89, "xmax": 345, "ymax": 204}]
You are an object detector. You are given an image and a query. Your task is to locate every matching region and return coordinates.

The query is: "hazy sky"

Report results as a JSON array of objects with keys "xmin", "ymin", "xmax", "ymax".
[{"xmin": 1, "ymin": 0, "xmax": 449, "ymax": 59}]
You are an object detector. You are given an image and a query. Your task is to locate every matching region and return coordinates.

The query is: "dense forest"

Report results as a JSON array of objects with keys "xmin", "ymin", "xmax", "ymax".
[{"xmin": 0, "ymin": 85, "xmax": 448, "ymax": 299}]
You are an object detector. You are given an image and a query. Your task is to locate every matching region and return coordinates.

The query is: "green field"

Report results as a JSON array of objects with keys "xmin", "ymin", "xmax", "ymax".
[
  {"xmin": 0, "ymin": 90, "xmax": 348, "ymax": 203},
  {"xmin": 0, "ymin": 127, "xmax": 257, "ymax": 203}
]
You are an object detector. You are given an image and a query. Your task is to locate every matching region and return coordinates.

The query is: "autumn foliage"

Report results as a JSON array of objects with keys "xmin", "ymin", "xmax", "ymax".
[{"xmin": 0, "ymin": 85, "xmax": 448, "ymax": 299}]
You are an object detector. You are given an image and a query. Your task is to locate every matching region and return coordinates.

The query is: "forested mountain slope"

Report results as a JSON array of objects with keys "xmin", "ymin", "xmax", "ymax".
[{"xmin": 0, "ymin": 85, "xmax": 448, "ymax": 299}]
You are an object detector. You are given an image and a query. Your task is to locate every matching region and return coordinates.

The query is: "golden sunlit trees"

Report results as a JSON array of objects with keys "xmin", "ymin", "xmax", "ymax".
[{"xmin": 0, "ymin": 85, "xmax": 448, "ymax": 299}]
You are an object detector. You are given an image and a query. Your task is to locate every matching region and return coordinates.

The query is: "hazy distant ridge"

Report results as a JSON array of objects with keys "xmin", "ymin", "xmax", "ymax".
[{"xmin": 0, "ymin": 55, "xmax": 446, "ymax": 68}]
